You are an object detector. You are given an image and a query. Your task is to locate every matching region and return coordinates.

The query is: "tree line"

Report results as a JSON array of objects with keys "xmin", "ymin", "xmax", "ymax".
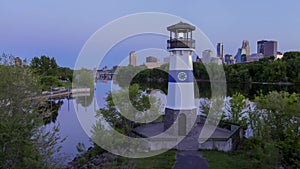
[
  {"xmin": 224, "ymin": 52, "xmax": 300, "ymax": 83},
  {"xmin": 0, "ymin": 54, "xmax": 74, "ymax": 91},
  {"xmin": 30, "ymin": 55, "xmax": 73, "ymax": 91},
  {"xmin": 115, "ymin": 51, "xmax": 300, "ymax": 89}
]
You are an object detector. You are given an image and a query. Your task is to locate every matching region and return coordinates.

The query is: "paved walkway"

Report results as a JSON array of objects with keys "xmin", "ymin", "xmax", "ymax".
[{"xmin": 172, "ymin": 151, "xmax": 208, "ymax": 169}]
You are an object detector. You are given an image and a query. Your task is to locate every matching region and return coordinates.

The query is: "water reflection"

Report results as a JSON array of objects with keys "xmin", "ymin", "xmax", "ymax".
[
  {"xmin": 43, "ymin": 100, "xmax": 64, "ymax": 124},
  {"xmin": 197, "ymin": 82, "xmax": 300, "ymax": 99}
]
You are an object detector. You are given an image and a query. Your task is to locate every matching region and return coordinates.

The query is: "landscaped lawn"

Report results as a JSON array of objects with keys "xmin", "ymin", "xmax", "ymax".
[
  {"xmin": 202, "ymin": 150, "xmax": 255, "ymax": 169},
  {"xmin": 104, "ymin": 150, "xmax": 176, "ymax": 169},
  {"xmin": 98, "ymin": 150, "xmax": 256, "ymax": 169},
  {"xmin": 133, "ymin": 150, "xmax": 176, "ymax": 169}
]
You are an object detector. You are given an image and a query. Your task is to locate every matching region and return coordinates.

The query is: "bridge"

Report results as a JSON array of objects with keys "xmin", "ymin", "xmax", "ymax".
[{"xmin": 95, "ymin": 70, "xmax": 117, "ymax": 80}]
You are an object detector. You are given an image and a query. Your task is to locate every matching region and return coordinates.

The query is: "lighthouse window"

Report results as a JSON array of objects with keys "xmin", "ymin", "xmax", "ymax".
[{"xmin": 178, "ymin": 32, "xmax": 184, "ymax": 39}]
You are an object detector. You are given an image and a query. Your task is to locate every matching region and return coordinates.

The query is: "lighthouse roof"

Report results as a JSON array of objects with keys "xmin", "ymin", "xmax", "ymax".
[{"xmin": 167, "ymin": 22, "xmax": 196, "ymax": 32}]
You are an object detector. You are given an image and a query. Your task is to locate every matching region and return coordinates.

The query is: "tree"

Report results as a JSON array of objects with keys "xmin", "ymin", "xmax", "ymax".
[
  {"xmin": 30, "ymin": 56, "xmax": 58, "ymax": 76},
  {"xmin": 57, "ymin": 67, "xmax": 73, "ymax": 81},
  {"xmin": 0, "ymin": 53, "xmax": 15, "ymax": 65},
  {"xmin": 97, "ymin": 84, "xmax": 162, "ymax": 135},
  {"xmin": 115, "ymin": 65, "xmax": 147, "ymax": 87},
  {"xmin": 244, "ymin": 91, "xmax": 300, "ymax": 168},
  {"xmin": 73, "ymin": 68, "xmax": 95, "ymax": 107},
  {"xmin": 226, "ymin": 93, "xmax": 248, "ymax": 129},
  {"xmin": 0, "ymin": 55, "xmax": 65, "ymax": 168},
  {"xmin": 91, "ymin": 84, "xmax": 163, "ymax": 157},
  {"xmin": 284, "ymin": 52, "xmax": 300, "ymax": 82},
  {"xmin": 40, "ymin": 76, "xmax": 63, "ymax": 91}
]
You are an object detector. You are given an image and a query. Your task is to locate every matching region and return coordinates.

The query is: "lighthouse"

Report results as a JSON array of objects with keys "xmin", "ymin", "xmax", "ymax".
[{"xmin": 164, "ymin": 22, "xmax": 197, "ymax": 136}]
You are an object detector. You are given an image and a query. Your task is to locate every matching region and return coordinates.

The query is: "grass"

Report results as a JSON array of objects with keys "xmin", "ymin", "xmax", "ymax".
[
  {"xmin": 202, "ymin": 150, "xmax": 255, "ymax": 169},
  {"xmin": 101, "ymin": 150, "xmax": 256, "ymax": 169},
  {"xmin": 133, "ymin": 150, "xmax": 176, "ymax": 169},
  {"xmin": 102, "ymin": 150, "xmax": 176, "ymax": 169}
]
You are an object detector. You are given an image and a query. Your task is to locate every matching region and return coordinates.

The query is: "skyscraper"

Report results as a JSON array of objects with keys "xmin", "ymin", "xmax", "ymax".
[
  {"xmin": 257, "ymin": 40, "xmax": 267, "ymax": 54},
  {"xmin": 242, "ymin": 40, "xmax": 250, "ymax": 61},
  {"xmin": 264, "ymin": 41, "xmax": 278, "ymax": 58},
  {"xmin": 225, "ymin": 54, "xmax": 235, "ymax": 65},
  {"xmin": 129, "ymin": 51, "xmax": 137, "ymax": 66},
  {"xmin": 202, "ymin": 49, "xmax": 214, "ymax": 63},
  {"xmin": 235, "ymin": 48, "xmax": 247, "ymax": 63},
  {"xmin": 217, "ymin": 43, "xmax": 224, "ymax": 62},
  {"xmin": 234, "ymin": 40, "xmax": 250, "ymax": 63},
  {"xmin": 257, "ymin": 40, "xmax": 278, "ymax": 58}
]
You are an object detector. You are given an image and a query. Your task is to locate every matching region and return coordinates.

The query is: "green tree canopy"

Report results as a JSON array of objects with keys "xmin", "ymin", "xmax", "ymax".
[
  {"xmin": 242, "ymin": 91, "xmax": 300, "ymax": 168},
  {"xmin": 0, "ymin": 55, "xmax": 65, "ymax": 168},
  {"xmin": 30, "ymin": 55, "xmax": 58, "ymax": 76}
]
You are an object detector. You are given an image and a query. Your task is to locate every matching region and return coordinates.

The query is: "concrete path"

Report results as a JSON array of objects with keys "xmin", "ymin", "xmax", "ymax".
[{"xmin": 172, "ymin": 151, "xmax": 208, "ymax": 169}]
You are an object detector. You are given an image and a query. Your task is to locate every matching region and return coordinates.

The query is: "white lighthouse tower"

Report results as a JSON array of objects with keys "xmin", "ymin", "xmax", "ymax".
[{"xmin": 164, "ymin": 22, "xmax": 197, "ymax": 136}]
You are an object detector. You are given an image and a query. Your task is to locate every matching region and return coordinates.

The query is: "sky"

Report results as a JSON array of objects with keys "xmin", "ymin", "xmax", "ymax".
[{"xmin": 1, "ymin": 0, "xmax": 300, "ymax": 68}]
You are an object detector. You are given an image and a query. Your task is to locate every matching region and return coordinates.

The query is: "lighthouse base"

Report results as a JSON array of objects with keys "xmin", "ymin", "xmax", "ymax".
[
  {"xmin": 164, "ymin": 108, "xmax": 197, "ymax": 136},
  {"xmin": 163, "ymin": 108, "xmax": 198, "ymax": 150}
]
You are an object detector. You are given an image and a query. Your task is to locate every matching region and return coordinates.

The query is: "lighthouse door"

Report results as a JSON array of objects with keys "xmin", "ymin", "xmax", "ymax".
[{"xmin": 178, "ymin": 114, "xmax": 187, "ymax": 136}]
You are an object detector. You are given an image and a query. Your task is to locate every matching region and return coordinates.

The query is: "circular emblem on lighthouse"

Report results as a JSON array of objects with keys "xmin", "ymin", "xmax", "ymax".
[{"xmin": 177, "ymin": 72, "xmax": 187, "ymax": 81}]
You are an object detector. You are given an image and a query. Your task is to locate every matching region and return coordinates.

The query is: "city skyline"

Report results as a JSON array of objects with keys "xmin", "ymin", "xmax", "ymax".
[
  {"xmin": 1, "ymin": 0, "xmax": 300, "ymax": 68},
  {"xmin": 127, "ymin": 38, "xmax": 280, "ymax": 67}
]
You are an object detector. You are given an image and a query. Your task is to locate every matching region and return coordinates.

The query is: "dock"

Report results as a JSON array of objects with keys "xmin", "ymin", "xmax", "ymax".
[{"xmin": 34, "ymin": 88, "xmax": 91, "ymax": 101}]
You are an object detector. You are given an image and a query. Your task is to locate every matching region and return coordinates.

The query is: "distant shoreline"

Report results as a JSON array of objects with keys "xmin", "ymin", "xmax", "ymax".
[{"xmin": 195, "ymin": 79, "xmax": 296, "ymax": 85}]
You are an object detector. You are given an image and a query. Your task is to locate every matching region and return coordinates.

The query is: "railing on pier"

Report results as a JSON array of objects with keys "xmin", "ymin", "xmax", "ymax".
[{"xmin": 37, "ymin": 87, "xmax": 91, "ymax": 100}]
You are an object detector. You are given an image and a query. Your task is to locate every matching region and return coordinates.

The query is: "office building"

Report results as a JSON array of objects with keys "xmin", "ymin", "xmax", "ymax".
[
  {"xmin": 146, "ymin": 56, "xmax": 158, "ymax": 63},
  {"xmin": 144, "ymin": 56, "xmax": 162, "ymax": 69},
  {"xmin": 129, "ymin": 51, "xmax": 137, "ymax": 66},
  {"xmin": 225, "ymin": 54, "xmax": 235, "ymax": 65},
  {"xmin": 234, "ymin": 40, "xmax": 250, "ymax": 63},
  {"xmin": 249, "ymin": 53, "xmax": 264, "ymax": 62},
  {"xmin": 242, "ymin": 40, "xmax": 250, "ymax": 61},
  {"xmin": 217, "ymin": 43, "xmax": 224, "ymax": 62},
  {"xmin": 257, "ymin": 40, "xmax": 278, "ymax": 58},
  {"xmin": 235, "ymin": 48, "xmax": 247, "ymax": 63},
  {"xmin": 202, "ymin": 49, "xmax": 214, "ymax": 63},
  {"xmin": 202, "ymin": 49, "xmax": 222, "ymax": 64}
]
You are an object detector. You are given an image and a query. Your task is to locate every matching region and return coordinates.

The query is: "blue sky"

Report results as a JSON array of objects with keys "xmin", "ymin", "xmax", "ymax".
[{"xmin": 1, "ymin": 0, "xmax": 300, "ymax": 68}]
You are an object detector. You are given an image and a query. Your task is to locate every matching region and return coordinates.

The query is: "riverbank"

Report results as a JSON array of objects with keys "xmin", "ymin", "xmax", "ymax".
[{"xmin": 64, "ymin": 148, "xmax": 258, "ymax": 169}]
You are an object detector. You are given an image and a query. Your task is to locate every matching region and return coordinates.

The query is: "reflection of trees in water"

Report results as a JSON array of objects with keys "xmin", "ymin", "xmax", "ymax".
[
  {"xmin": 73, "ymin": 68, "xmax": 95, "ymax": 108},
  {"xmin": 75, "ymin": 91, "xmax": 94, "ymax": 108},
  {"xmin": 127, "ymin": 78, "xmax": 300, "ymax": 100},
  {"xmin": 195, "ymin": 82, "xmax": 300, "ymax": 99},
  {"xmin": 40, "ymin": 100, "xmax": 64, "ymax": 124}
]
